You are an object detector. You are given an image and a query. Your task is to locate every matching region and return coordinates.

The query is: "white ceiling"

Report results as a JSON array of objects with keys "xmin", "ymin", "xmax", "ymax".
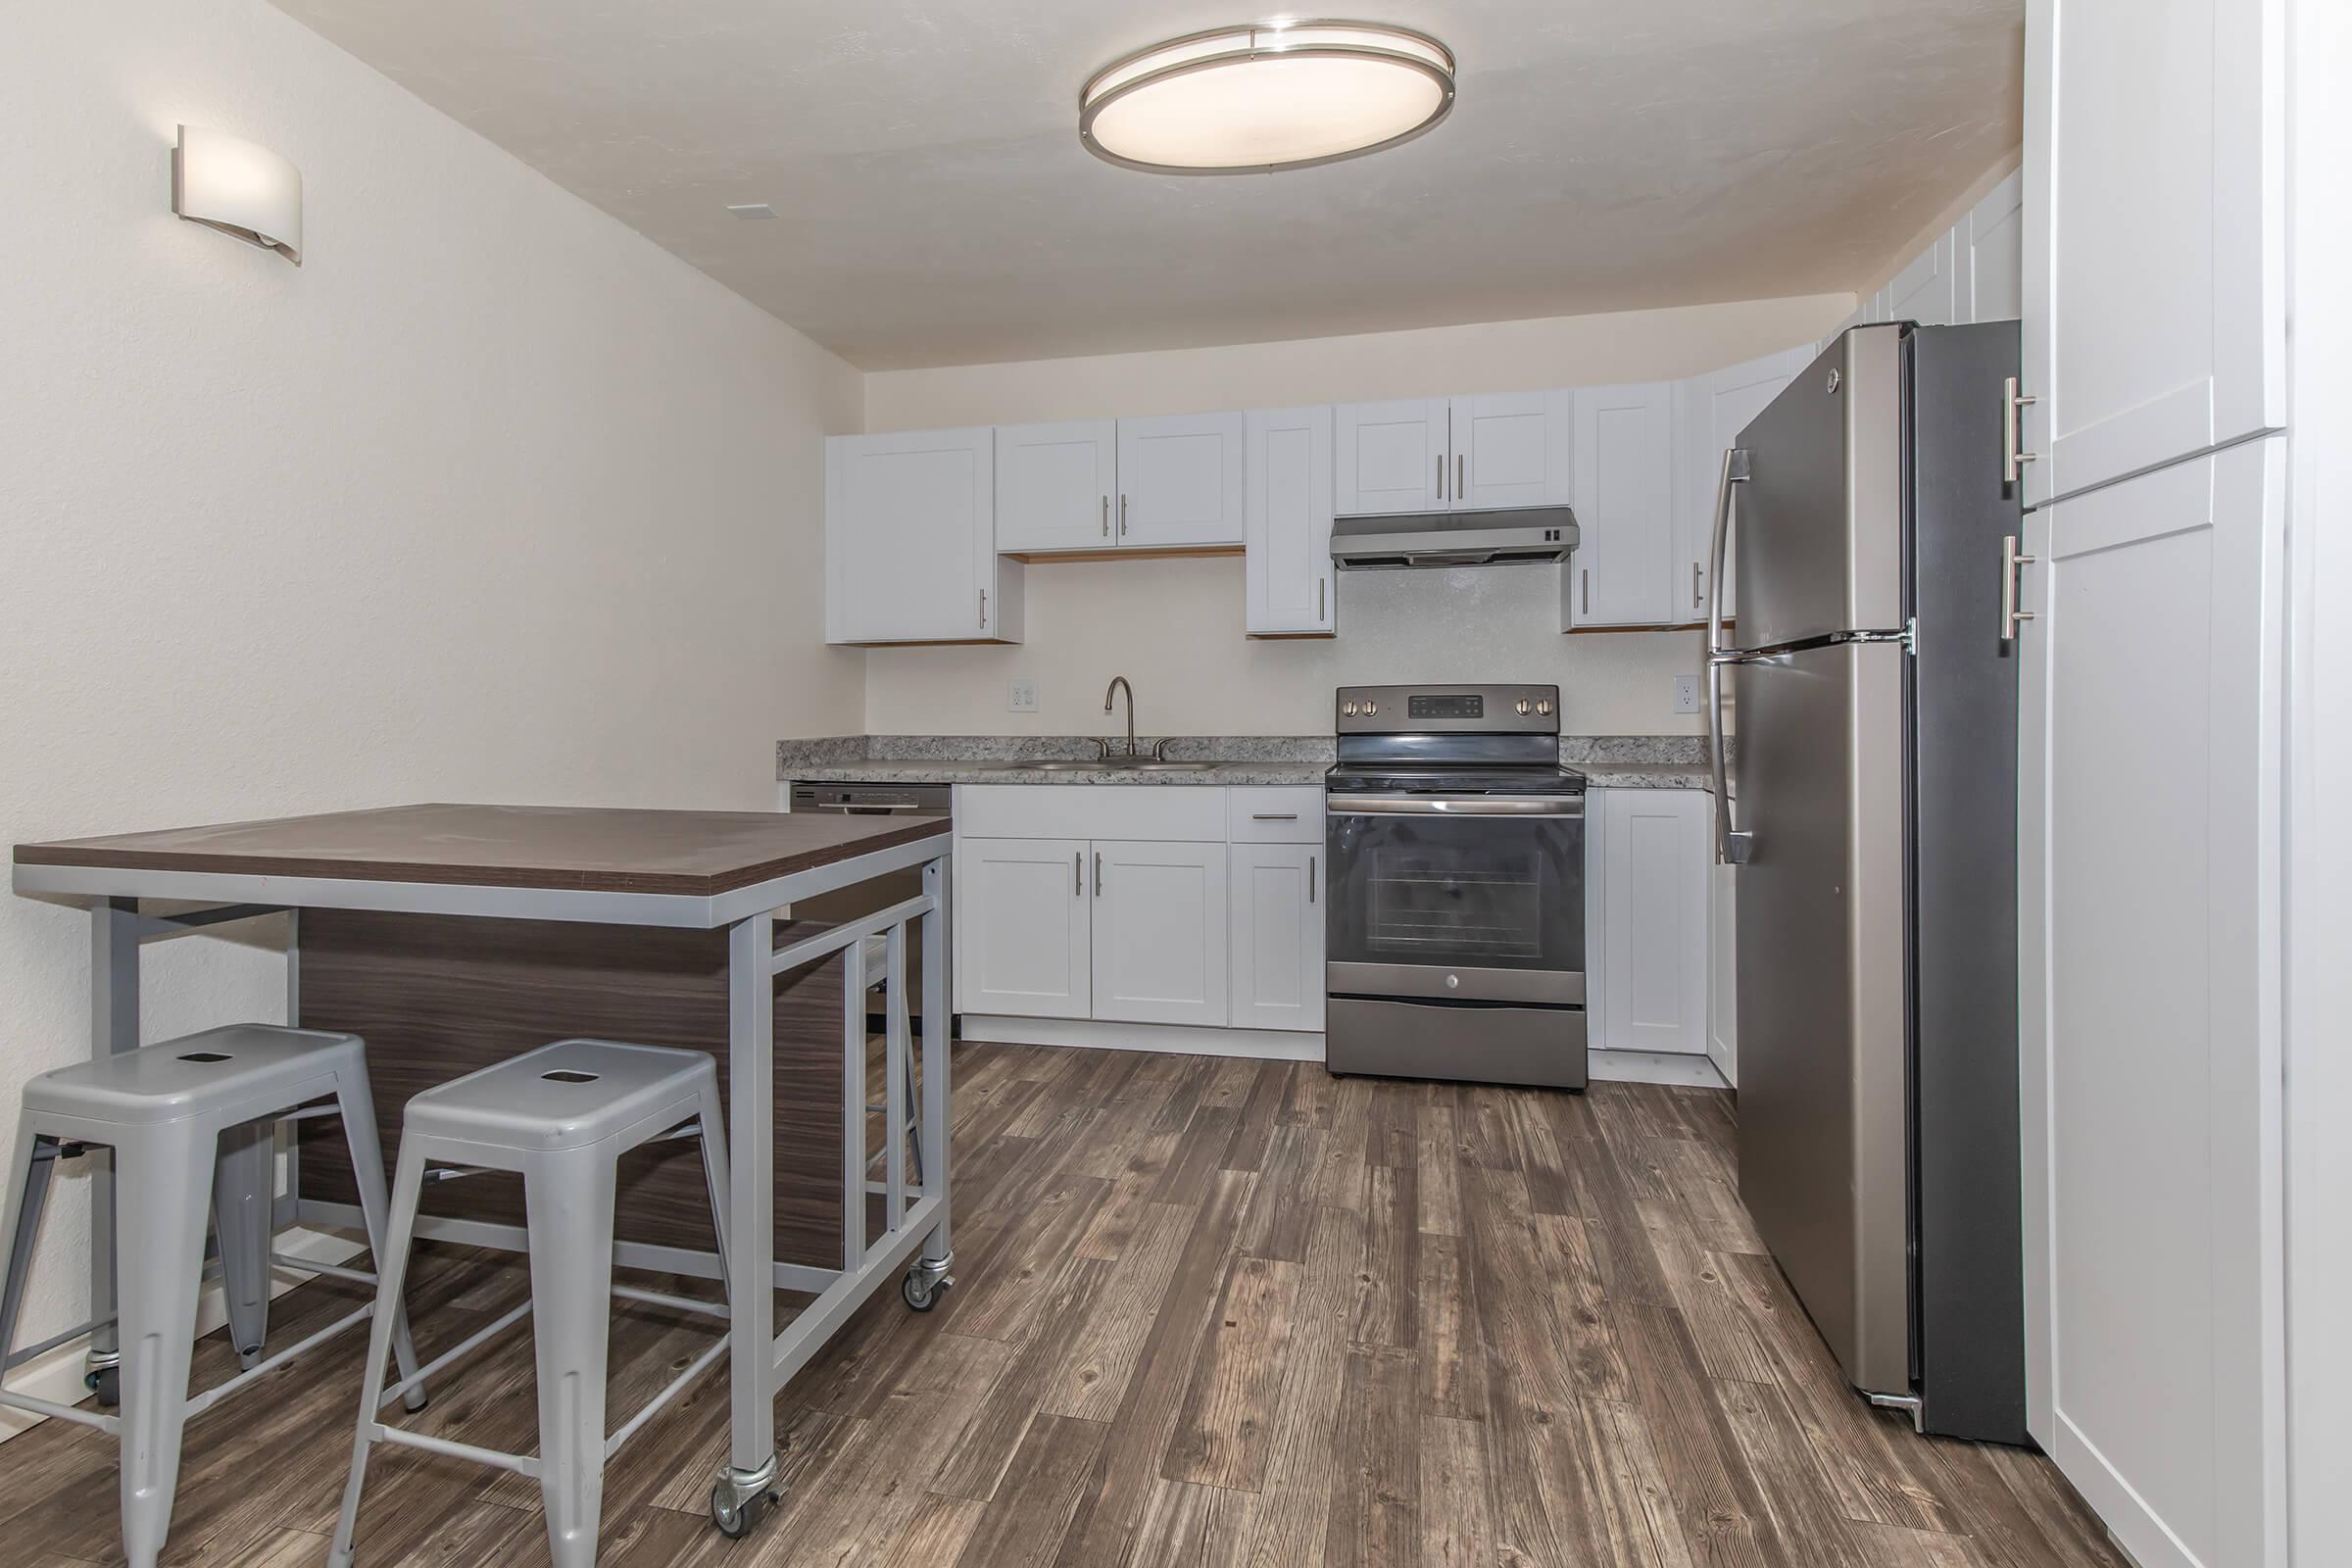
[{"xmin": 270, "ymin": 0, "xmax": 2023, "ymax": 370}]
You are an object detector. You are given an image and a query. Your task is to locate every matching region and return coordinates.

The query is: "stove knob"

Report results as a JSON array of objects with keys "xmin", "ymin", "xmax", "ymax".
[
  {"xmin": 1446, "ymin": 973, "xmax": 1460, "ymax": 990},
  {"xmin": 1536, "ymin": 699, "xmax": 1553, "ymax": 716},
  {"xmin": 1361, "ymin": 700, "xmax": 1378, "ymax": 716},
  {"xmin": 1342, "ymin": 702, "xmax": 1358, "ymax": 717},
  {"xmin": 1515, "ymin": 699, "xmax": 1532, "ymax": 716}
]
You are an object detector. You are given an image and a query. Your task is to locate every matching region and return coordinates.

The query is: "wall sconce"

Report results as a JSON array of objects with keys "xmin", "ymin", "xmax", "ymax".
[{"xmin": 172, "ymin": 125, "xmax": 302, "ymax": 264}]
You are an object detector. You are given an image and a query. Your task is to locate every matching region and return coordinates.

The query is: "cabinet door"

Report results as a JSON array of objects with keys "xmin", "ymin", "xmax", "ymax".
[
  {"xmin": 2023, "ymin": 0, "xmax": 2283, "ymax": 506},
  {"xmin": 1451, "ymin": 391, "xmax": 1572, "ymax": 510},
  {"xmin": 1955, "ymin": 170, "xmax": 2025, "ymax": 324},
  {"xmin": 1707, "ymin": 863, "xmax": 1737, "ymax": 1086},
  {"xmin": 1228, "ymin": 843, "xmax": 1325, "ymax": 1032},
  {"xmin": 1092, "ymin": 840, "xmax": 1228, "ymax": 1026},
  {"xmin": 996, "ymin": 420, "xmax": 1115, "ymax": 553},
  {"xmin": 1885, "ymin": 231, "xmax": 1958, "ymax": 326},
  {"xmin": 955, "ymin": 837, "xmax": 1091, "ymax": 1018},
  {"xmin": 825, "ymin": 427, "xmax": 1009, "ymax": 644},
  {"xmin": 1675, "ymin": 346, "xmax": 1816, "ymax": 623},
  {"xmin": 1566, "ymin": 382, "xmax": 1677, "ymax": 628},
  {"xmin": 1115, "ymin": 412, "xmax": 1246, "ymax": 548},
  {"xmin": 1335, "ymin": 398, "xmax": 1449, "ymax": 514},
  {"xmin": 2017, "ymin": 440, "xmax": 2285, "ymax": 1568},
  {"xmin": 1592, "ymin": 789, "xmax": 1710, "ymax": 1054},
  {"xmin": 1244, "ymin": 407, "xmax": 1336, "ymax": 635}
]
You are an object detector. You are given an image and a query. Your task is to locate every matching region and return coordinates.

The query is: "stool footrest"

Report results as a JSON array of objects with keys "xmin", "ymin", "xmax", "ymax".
[
  {"xmin": 377, "ymin": 1422, "xmax": 541, "ymax": 1480},
  {"xmin": 605, "ymin": 1334, "xmax": 730, "ymax": 1459},
  {"xmin": 184, "ymin": 1301, "xmax": 375, "ymax": 1419},
  {"xmin": 269, "ymin": 1252, "xmax": 379, "ymax": 1288},
  {"xmin": 4, "ymin": 1314, "xmax": 118, "ymax": 1370},
  {"xmin": 377, "ymin": 1298, "xmax": 536, "ymax": 1410},
  {"xmin": 0, "ymin": 1387, "xmax": 121, "ymax": 1436}
]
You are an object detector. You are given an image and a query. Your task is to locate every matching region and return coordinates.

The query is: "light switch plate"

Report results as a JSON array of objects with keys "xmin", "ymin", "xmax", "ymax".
[
  {"xmin": 1009, "ymin": 678, "xmax": 1039, "ymax": 713},
  {"xmin": 1672, "ymin": 674, "xmax": 1701, "ymax": 714}
]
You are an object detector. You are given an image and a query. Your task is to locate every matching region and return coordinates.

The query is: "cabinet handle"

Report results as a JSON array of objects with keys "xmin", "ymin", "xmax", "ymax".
[
  {"xmin": 1692, "ymin": 561, "xmax": 1703, "ymax": 611},
  {"xmin": 1251, "ymin": 812, "xmax": 1298, "ymax": 821},
  {"xmin": 1102, "ymin": 495, "xmax": 1109, "ymax": 537},
  {"xmin": 1436, "ymin": 453, "xmax": 1445, "ymax": 501},
  {"xmin": 978, "ymin": 588, "xmax": 987, "ymax": 628},
  {"xmin": 2001, "ymin": 533, "xmax": 2037, "ymax": 642},
  {"xmin": 1456, "ymin": 453, "xmax": 1465, "ymax": 499},
  {"xmin": 1074, "ymin": 850, "xmax": 1083, "ymax": 895},
  {"xmin": 1309, "ymin": 854, "xmax": 1316, "ymax": 904},
  {"xmin": 1581, "ymin": 567, "xmax": 1591, "ymax": 615},
  {"xmin": 2003, "ymin": 376, "xmax": 2039, "ymax": 485},
  {"xmin": 1094, "ymin": 851, "xmax": 1102, "ymax": 896},
  {"xmin": 1119, "ymin": 495, "xmax": 1128, "ymax": 537},
  {"xmin": 1317, "ymin": 577, "xmax": 1326, "ymax": 622}
]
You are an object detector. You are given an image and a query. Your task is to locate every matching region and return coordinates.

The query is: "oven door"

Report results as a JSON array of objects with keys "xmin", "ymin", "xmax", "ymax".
[{"xmin": 1324, "ymin": 793, "xmax": 1585, "ymax": 1004}]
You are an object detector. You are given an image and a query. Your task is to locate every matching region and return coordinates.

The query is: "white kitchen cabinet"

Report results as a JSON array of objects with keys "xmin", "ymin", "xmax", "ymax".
[
  {"xmin": 1885, "ymin": 231, "xmax": 1958, "ymax": 326},
  {"xmin": 2023, "ymin": 0, "xmax": 2284, "ymax": 506},
  {"xmin": 1335, "ymin": 398, "xmax": 1449, "ymax": 514},
  {"xmin": 1588, "ymin": 788, "xmax": 1711, "ymax": 1055},
  {"xmin": 1954, "ymin": 170, "xmax": 2025, "ymax": 324},
  {"xmin": 2018, "ymin": 438, "xmax": 2287, "ymax": 1568},
  {"xmin": 1451, "ymin": 391, "xmax": 1573, "ymax": 510},
  {"xmin": 1564, "ymin": 381, "xmax": 1677, "ymax": 629},
  {"xmin": 955, "ymin": 837, "xmax": 1090, "ymax": 1017},
  {"xmin": 1091, "ymin": 840, "xmax": 1229, "ymax": 1026},
  {"xmin": 1228, "ymin": 842, "xmax": 1324, "ymax": 1032},
  {"xmin": 995, "ymin": 419, "xmax": 1116, "ymax": 553},
  {"xmin": 825, "ymin": 427, "xmax": 1021, "ymax": 645},
  {"xmin": 1707, "ymin": 862, "xmax": 1737, "ymax": 1086},
  {"xmin": 1675, "ymin": 345, "xmax": 1816, "ymax": 623},
  {"xmin": 1115, "ymin": 412, "xmax": 1246, "ymax": 548},
  {"xmin": 1244, "ymin": 406, "xmax": 1336, "ymax": 635}
]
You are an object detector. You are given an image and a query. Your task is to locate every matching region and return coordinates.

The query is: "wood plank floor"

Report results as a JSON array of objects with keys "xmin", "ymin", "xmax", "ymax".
[{"xmin": 0, "ymin": 1043, "xmax": 2128, "ymax": 1567}]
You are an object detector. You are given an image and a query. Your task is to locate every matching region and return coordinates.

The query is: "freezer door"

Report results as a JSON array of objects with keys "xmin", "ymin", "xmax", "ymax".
[
  {"xmin": 1733, "ymin": 325, "xmax": 1908, "ymax": 649},
  {"xmin": 1732, "ymin": 638, "xmax": 1911, "ymax": 1399}
]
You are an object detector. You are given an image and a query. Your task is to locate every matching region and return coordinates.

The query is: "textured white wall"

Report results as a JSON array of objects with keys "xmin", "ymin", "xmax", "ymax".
[
  {"xmin": 860, "ymin": 294, "xmax": 1849, "ymax": 737},
  {"xmin": 0, "ymin": 0, "xmax": 860, "ymax": 1357}
]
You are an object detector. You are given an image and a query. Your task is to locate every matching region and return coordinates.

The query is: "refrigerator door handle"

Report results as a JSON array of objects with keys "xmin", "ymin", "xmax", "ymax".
[{"xmin": 1708, "ymin": 447, "xmax": 1754, "ymax": 864}]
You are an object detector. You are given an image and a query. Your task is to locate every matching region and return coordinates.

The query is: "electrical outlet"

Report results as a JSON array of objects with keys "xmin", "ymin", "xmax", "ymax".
[
  {"xmin": 1008, "ymin": 678, "xmax": 1039, "ymax": 713},
  {"xmin": 1672, "ymin": 674, "xmax": 1701, "ymax": 714}
]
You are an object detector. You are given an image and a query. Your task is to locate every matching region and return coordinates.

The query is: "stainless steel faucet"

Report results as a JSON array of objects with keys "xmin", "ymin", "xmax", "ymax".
[{"xmin": 1102, "ymin": 675, "xmax": 1138, "ymax": 758}]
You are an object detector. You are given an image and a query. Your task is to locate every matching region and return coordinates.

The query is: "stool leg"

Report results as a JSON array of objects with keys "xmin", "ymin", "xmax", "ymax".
[
  {"xmin": 693, "ymin": 1080, "xmax": 733, "ymax": 1300},
  {"xmin": 210, "ymin": 1120, "xmax": 274, "ymax": 1368},
  {"xmin": 333, "ymin": 1085, "xmax": 426, "ymax": 1412},
  {"xmin": 113, "ymin": 1124, "xmax": 213, "ymax": 1568},
  {"xmin": 523, "ymin": 1154, "xmax": 617, "ymax": 1568},
  {"xmin": 326, "ymin": 1141, "xmax": 426, "ymax": 1568},
  {"xmin": 0, "ymin": 1123, "xmax": 58, "ymax": 1368}
]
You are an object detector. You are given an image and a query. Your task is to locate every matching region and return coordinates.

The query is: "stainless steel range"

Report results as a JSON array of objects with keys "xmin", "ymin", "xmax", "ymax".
[{"xmin": 1323, "ymin": 683, "xmax": 1588, "ymax": 1089}]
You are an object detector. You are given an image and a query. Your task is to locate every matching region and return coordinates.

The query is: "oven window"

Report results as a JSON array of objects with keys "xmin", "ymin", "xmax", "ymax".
[{"xmin": 1326, "ymin": 811, "xmax": 1584, "ymax": 973}]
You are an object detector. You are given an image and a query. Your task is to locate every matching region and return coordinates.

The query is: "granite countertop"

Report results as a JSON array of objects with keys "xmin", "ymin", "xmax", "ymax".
[{"xmin": 780, "ymin": 736, "xmax": 1731, "ymax": 792}]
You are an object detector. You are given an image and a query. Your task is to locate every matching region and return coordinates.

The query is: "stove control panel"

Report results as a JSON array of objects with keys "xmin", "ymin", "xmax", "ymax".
[{"xmin": 1336, "ymin": 684, "xmax": 1560, "ymax": 736}]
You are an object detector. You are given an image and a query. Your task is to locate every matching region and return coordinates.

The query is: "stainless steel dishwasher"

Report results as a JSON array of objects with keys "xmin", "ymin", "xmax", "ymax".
[{"xmin": 787, "ymin": 782, "xmax": 952, "ymax": 1026}]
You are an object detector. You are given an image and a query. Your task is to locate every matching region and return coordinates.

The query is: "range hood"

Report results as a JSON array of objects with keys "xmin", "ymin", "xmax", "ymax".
[{"xmin": 1329, "ymin": 506, "xmax": 1578, "ymax": 570}]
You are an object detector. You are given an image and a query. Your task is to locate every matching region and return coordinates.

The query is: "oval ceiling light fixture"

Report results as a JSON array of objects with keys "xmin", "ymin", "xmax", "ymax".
[{"xmin": 1079, "ymin": 20, "xmax": 1455, "ymax": 175}]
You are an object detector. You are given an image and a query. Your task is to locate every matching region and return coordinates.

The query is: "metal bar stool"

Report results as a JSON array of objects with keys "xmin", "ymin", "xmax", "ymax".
[
  {"xmin": 0, "ymin": 1023, "xmax": 424, "ymax": 1568},
  {"xmin": 328, "ymin": 1038, "xmax": 732, "ymax": 1568}
]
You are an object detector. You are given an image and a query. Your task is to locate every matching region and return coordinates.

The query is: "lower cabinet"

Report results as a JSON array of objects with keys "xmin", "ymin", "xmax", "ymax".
[
  {"xmin": 1228, "ymin": 843, "xmax": 1325, "ymax": 1032},
  {"xmin": 955, "ymin": 836, "xmax": 1091, "ymax": 1018},
  {"xmin": 1092, "ymin": 840, "xmax": 1229, "ymax": 1026},
  {"xmin": 1587, "ymin": 788, "xmax": 1713, "ymax": 1055}
]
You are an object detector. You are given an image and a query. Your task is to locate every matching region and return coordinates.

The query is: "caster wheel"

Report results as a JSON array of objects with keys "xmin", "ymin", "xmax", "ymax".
[
  {"xmin": 902, "ymin": 1267, "xmax": 953, "ymax": 1313},
  {"xmin": 85, "ymin": 1365, "xmax": 119, "ymax": 1408},
  {"xmin": 710, "ymin": 1479, "xmax": 778, "ymax": 1541}
]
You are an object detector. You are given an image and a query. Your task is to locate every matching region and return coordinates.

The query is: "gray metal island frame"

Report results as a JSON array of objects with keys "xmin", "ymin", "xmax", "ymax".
[{"xmin": 11, "ymin": 802, "xmax": 954, "ymax": 1543}]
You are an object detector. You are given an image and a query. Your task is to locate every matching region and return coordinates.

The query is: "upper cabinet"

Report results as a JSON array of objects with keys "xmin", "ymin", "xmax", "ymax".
[
  {"xmin": 826, "ymin": 428, "xmax": 1022, "ymax": 645},
  {"xmin": 1565, "ymin": 382, "xmax": 1676, "ymax": 629},
  {"xmin": 1245, "ymin": 406, "xmax": 1336, "ymax": 637},
  {"xmin": 1674, "ymin": 345, "xmax": 1817, "ymax": 623},
  {"xmin": 1335, "ymin": 398, "xmax": 1449, "ymax": 514},
  {"xmin": 1117, "ymin": 412, "xmax": 1247, "ymax": 548},
  {"xmin": 2023, "ymin": 0, "xmax": 2283, "ymax": 507},
  {"xmin": 1886, "ymin": 231, "xmax": 1959, "ymax": 327},
  {"xmin": 996, "ymin": 419, "xmax": 1116, "ymax": 553},
  {"xmin": 1955, "ymin": 172, "xmax": 2024, "ymax": 325},
  {"xmin": 1451, "ymin": 391, "xmax": 1573, "ymax": 509}
]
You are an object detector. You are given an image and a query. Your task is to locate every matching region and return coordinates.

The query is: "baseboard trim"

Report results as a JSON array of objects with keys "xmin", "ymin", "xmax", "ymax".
[
  {"xmin": 0, "ymin": 1225, "xmax": 366, "ymax": 1445},
  {"xmin": 960, "ymin": 1014, "xmax": 1325, "ymax": 1061},
  {"xmin": 1588, "ymin": 1049, "xmax": 1732, "ymax": 1090}
]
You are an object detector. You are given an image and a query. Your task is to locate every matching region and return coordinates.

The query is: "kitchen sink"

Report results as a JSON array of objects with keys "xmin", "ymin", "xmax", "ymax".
[{"xmin": 997, "ymin": 758, "xmax": 1223, "ymax": 773}]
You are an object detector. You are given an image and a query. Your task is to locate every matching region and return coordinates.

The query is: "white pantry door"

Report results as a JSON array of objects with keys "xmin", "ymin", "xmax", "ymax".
[{"xmin": 2017, "ymin": 438, "xmax": 2286, "ymax": 1568}]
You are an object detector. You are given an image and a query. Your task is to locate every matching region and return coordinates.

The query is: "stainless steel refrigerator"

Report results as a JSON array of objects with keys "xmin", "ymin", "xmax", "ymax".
[{"xmin": 1705, "ymin": 321, "xmax": 2027, "ymax": 1445}]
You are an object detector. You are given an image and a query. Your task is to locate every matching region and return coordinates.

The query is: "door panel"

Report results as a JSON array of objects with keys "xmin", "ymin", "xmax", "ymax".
[
  {"xmin": 955, "ymin": 837, "xmax": 1090, "ymax": 1018},
  {"xmin": 1678, "ymin": 344, "xmax": 1817, "ymax": 621},
  {"xmin": 995, "ymin": 420, "xmax": 1115, "ymax": 553},
  {"xmin": 1958, "ymin": 170, "xmax": 2025, "ymax": 323},
  {"xmin": 1594, "ymin": 788, "xmax": 1709, "ymax": 1054},
  {"xmin": 1093, "ymin": 840, "xmax": 1229, "ymax": 1026},
  {"xmin": 1733, "ymin": 640, "xmax": 1911, "ymax": 1399},
  {"xmin": 1245, "ymin": 407, "xmax": 1335, "ymax": 635},
  {"xmin": 1568, "ymin": 382, "xmax": 1676, "ymax": 626},
  {"xmin": 1886, "ymin": 231, "xmax": 1958, "ymax": 326},
  {"xmin": 1117, "ymin": 413, "xmax": 1245, "ymax": 547},
  {"xmin": 2018, "ymin": 440, "xmax": 2285, "ymax": 1568},
  {"xmin": 1336, "ymin": 399, "xmax": 1448, "ymax": 514},
  {"xmin": 1451, "ymin": 391, "xmax": 1571, "ymax": 510},
  {"xmin": 825, "ymin": 428, "xmax": 996, "ymax": 644},
  {"xmin": 1228, "ymin": 843, "xmax": 1324, "ymax": 1032}
]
